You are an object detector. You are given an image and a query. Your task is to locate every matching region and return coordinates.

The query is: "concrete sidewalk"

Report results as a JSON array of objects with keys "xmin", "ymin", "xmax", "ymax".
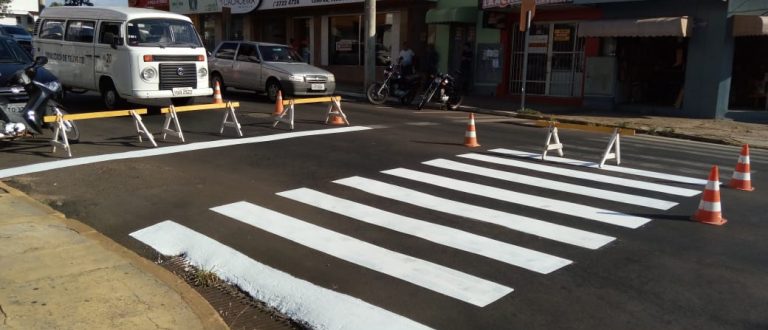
[
  {"xmin": 337, "ymin": 84, "xmax": 768, "ymax": 150},
  {"xmin": 0, "ymin": 182, "xmax": 228, "ymax": 329}
]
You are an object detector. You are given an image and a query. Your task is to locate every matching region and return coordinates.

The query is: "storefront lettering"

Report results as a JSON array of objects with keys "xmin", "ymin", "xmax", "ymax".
[
  {"xmin": 219, "ymin": 0, "xmax": 260, "ymax": 13},
  {"xmin": 259, "ymin": 0, "xmax": 363, "ymax": 10},
  {"xmin": 271, "ymin": 0, "xmax": 299, "ymax": 7}
]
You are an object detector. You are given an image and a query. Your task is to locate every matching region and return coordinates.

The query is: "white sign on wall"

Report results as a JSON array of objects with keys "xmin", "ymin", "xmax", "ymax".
[{"xmin": 219, "ymin": 0, "xmax": 261, "ymax": 13}]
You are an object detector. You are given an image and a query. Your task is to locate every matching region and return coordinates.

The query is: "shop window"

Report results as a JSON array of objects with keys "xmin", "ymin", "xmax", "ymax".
[{"xmin": 328, "ymin": 13, "xmax": 394, "ymax": 66}]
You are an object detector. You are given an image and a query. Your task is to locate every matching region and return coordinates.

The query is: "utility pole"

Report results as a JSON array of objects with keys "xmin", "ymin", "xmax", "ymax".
[
  {"xmin": 519, "ymin": 0, "xmax": 536, "ymax": 112},
  {"xmin": 364, "ymin": 0, "xmax": 376, "ymax": 91}
]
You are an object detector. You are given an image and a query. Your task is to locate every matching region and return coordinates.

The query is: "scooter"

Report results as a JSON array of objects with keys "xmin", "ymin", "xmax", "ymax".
[
  {"xmin": 0, "ymin": 56, "xmax": 79, "ymax": 142},
  {"xmin": 417, "ymin": 71, "xmax": 463, "ymax": 111},
  {"xmin": 366, "ymin": 62, "xmax": 423, "ymax": 106}
]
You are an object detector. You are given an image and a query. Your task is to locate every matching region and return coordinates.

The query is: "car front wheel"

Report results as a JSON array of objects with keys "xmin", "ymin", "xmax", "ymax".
[{"xmin": 266, "ymin": 80, "xmax": 282, "ymax": 103}]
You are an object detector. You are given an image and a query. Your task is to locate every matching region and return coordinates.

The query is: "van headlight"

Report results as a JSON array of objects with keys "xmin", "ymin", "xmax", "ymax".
[
  {"xmin": 141, "ymin": 67, "xmax": 157, "ymax": 81},
  {"xmin": 198, "ymin": 67, "xmax": 208, "ymax": 78},
  {"xmin": 288, "ymin": 75, "xmax": 304, "ymax": 82}
]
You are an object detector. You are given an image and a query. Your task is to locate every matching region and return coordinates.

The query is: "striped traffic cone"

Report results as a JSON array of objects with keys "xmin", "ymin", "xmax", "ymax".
[
  {"xmin": 212, "ymin": 81, "xmax": 224, "ymax": 104},
  {"xmin": 464, "ymin": 113, "xmax": 480, "ymax": 148},
  {"xmin": 729, "ymin": 144, "xmax": 755, "ymax": 191},
  {"xmin": 692, "ymin": 165, "xmax": 727, "ymax": 226},
  {"xmin": 272, "ymin": 90, "xmax": 284, "ymax": 116}
]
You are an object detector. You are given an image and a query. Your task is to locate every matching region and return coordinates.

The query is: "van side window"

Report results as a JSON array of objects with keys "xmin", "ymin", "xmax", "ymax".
[
  {"xmin": 99, "ymin": 22, "xmax": 122, "ymax": 44},
  {"xmin": 40, "ymin": 20, "xmax": 65, "ymax": 40},
  {"xmin": 215, "ymin": 42, "xmax": 238, "ymax": 60},
  {"xmin": 65, "ymin": 21, "xmax": 95, "ymax": 43}
]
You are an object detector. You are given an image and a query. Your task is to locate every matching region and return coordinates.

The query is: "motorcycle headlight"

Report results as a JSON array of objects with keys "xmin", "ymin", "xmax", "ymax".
[
  {"xmin": 141, "ymin": 67, "xmax": 157, "ymax": 81},
  {"xmin": 198, "ymin": 67, "xmax": 208, "ymax": 78},
  {"xmin": 288, "ymin": 75, "xmax": 304, "ymax": 82},
  {"xmin": 44, "ymin": 80, "xmax": 61, "ymax": 92}
]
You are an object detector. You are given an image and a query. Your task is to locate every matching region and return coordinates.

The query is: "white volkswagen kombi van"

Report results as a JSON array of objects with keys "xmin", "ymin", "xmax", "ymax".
[{"xmin": 34, "ymin": 7, "xmax": 212, "ymax": 109}]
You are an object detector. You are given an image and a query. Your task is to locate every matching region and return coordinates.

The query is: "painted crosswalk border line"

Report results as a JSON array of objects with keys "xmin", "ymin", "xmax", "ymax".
[
  {"xmin": 424, "ymin": 158, "xmax": 678, "ymax": 210},
  {"xmin": 334, "ymin": 176, "xmax": 615, "ymax": 250},
  {"xmin": 211, "ymin": 201, "xmax": 513, "ymax": 307},
  {"xmin": 278, "ymin": 188, "xmax": 572, "ymax": 274},
  {"xmin": 489, "ymin": 148, "xmax": 710, "ymax": 186},
  {"xmin": 130, "ymin": 220, "xmax": 433, "ymax": 330},
  {"xmin": 457, "ymin": 153, "xmax": 700, "ymax": 197},
  {"xmin": 383, "ymin": 168, "xmax": 652, "ymax": 229}
]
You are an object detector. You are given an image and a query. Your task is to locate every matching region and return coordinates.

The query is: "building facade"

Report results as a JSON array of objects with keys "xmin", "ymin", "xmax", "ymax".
[
  {"xmin": 1, "ymin": 0, "xmax": 43, "ymax": 30},
  {"xmin": 481, "ymin": 0, "xmax": 768, "ymax": 119}
]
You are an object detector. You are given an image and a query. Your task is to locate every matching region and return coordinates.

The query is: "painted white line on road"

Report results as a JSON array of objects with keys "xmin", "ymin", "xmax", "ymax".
[
  {"xmin": 458, "ymin": 153, "xmax": 700, "ymax": 197},
  {"xmin": 279, "ymin": 188, "xmax": 572, "ymax": 274},
  {"xmin": 406, "ymin": 122, "xmax": 441, "ymax": 126},
  {"xmin": 0, "ymin": 126, "xmax": 372, "ymax": 179},
  {"xmin": 211, "ymin": 201, "xmax": 512, "ymax": 307},
  {"xmin": 490, "ymin": 148, "xmax": 710, "ymax": 186},
  {"xmin": 130, "ymin": 221, "xmax": 432, "ymax": 330},
  {"xmin": 334, "ymin": 176, "xmax": 615, "ymax": 249},
  {"xmin": 425, "ymin": 158, "xmax": 679, "ymax": 210},
  {"xmin": 384, "ymin": 168, "xmax": 651, "ymax": 229}
]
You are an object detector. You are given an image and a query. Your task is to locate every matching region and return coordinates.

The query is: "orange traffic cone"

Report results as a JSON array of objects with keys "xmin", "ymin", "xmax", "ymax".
[
  {"xmin": 692, "ymin": 165, "xmax": 727, "ymax": 226},
  {"xmin": 464, "ymin": 113, "xmax": 480, "ymax": 148},
  {"xmin": 212, "ymin": 81, "xmax": 223, "ymax": 104},
  {"xmin": 328, "ymin": 114, "xmax": 346, "ymax": 125},
  {"xmin": 273, "ymin": 90, "xmax": 284, "ymax": 116},
  {"xmin": 729, "ymin": 144, "xmax": 755, "ymax": 191}
]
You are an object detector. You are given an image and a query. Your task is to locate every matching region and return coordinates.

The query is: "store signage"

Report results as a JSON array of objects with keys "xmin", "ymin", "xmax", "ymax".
[
  {"xmin": 260, "ymin": 0, "xmax": 371, "ymax": 11},
  {"xmin": 554, "ymin": 28, "xmax": 570, "ymax": 41},
  {"xmin": 170, "ymin": 0, "xmax": 220, "ymax": 14},
  {"xmin": 527, "ymin": 34, "xmax": 548, "ymax": 53},
  {"xmin": 129, "ymin": 0, "xmax": 170, "ymax": 11},
  {"xmin": 481, "ymin": 0, "xmax": 571, "ymax": 9},
  {"xmin": 219, "ymin": 0, "xmax": 260, "ymax": 13}
]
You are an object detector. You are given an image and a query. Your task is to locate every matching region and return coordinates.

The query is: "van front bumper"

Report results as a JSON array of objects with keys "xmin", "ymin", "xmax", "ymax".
[{"xmin": 130, "ymin": 88, "xmax": 214, "ymax": 99}]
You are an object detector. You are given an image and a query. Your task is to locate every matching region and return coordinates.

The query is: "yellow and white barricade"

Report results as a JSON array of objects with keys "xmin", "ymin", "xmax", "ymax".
[
  {"xmin": 160, "ymin": 101, "xmax": 242, "ymax": 142},
  {"xmin": 273, "ymin": 96, "xmax": 349, "ymax": 130},
  {"xmin": 535, "ymin": 120, "xmax": 634, "ymax": 165},
  {"xmin": 43, "ymin": 108, "xmax": 153, "ymax": 158}
]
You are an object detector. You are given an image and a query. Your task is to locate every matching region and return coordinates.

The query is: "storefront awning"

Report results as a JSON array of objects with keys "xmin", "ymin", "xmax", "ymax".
[
  {"xmin": 426, "ymin": 7, "xmax": 478, "ymax": 24},
  {"xmin": 577, "ymin": 17, "xmax": 690, "ymax": 38},
  {"xmin": 733, "ymin": 15, "xmax": 768, "ymax": 37}
]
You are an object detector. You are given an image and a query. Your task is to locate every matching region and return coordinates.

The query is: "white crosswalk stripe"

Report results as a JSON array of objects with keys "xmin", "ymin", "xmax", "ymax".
[
  {"xmin": 278, "ymin": 188, "xmax": 573, "ymax": 274},
  {"xmin": 382, "ymin": 168, "xmax": 652, "ymax": 229},
  {"xmin": 456, "ymin": 153, "xmax": 701, "ymax": 197},
  {"xmin": 334, "ymin": 176, "xmax": 616, "ymax": 249},
  {"xmin": 130, "ymin": 221, "xmax": 433, "ymax": 330},
  {"xmin": 423, "ymin": 158, "xmax": 679, "ymax": 209},
  {"xmin": 490, "ymin": 148, "xmax": 710, "ymax": 185},
  {"xmin": 210, "ymin": 201, "xmax": 513, "ymax": 307}
]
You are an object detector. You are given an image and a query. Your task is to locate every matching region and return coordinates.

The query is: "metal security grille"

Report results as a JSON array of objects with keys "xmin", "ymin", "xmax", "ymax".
[
  {"xmin": 159, "ymin": 64, "xmax": 197, "ymax": 90},
  {"xmin": 510, "ymin": 22, "xmax": 585, "ymax": 97}
]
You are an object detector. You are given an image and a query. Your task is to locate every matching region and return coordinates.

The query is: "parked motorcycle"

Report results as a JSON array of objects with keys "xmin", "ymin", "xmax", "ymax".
[
  {"xmin": 366, "ymin": 63, "xmax": 422, "ymax": 106},
  {"xmin": 0, "ymin": 56, "xmax": 79, "ymax": 142},
  {"xmin": 417, "ymin": 71, "xmax": 463, "ymax": 111}
]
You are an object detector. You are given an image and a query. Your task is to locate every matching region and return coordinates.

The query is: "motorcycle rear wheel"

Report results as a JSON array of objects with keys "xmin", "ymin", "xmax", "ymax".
[
  {"xmin": 447, "ymin": 94, "xmax": 463, "ymax": 111},
  {"xmin": 366, "ymin": 83, "xmax": 390, "ymax": 105}
]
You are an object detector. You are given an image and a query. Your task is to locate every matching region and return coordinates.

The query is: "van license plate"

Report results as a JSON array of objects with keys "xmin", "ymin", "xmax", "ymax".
[
  {"xmin": 172, "ymin": 87, "xmax": 193, "ymax": 96},
  {"xmin": 310, "ymin": 83, "xmax": 325, "ymax": 91},
  {"xmin": 8, "ymin": 103, "xmax": 25, "ymax": 113}
]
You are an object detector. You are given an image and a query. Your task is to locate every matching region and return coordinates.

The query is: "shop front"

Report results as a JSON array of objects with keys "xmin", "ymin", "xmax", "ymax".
[{"xmin": 730, "ymin": 15, "xmax": 768, "ymax": 111}]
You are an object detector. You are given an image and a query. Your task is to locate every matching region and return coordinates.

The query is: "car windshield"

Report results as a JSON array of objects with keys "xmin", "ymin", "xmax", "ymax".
[
  {"xmin": 0, "ymin": 39, "xmax": 32, "ymax": 63},
  {"xmin": 258, "ymin": 45, "xmax": 303, "ymax": 63},
  {"xmin": 2, "ymin": 26, "xmax": 30, "ymax": 36},
  {"xmin": 126, "ymin": 19, "xmax": 202, "ymax": 48}
]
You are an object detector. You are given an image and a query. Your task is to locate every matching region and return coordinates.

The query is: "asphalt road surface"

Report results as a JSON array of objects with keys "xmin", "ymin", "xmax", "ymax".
[{"xmin": 2, "ymin": 91, "xmax": 767, "ymax": 329}]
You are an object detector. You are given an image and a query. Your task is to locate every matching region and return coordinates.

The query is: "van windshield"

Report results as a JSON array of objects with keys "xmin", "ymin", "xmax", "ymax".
[{"xmin": 126, "ymin": 19, "xmax": 202, "ymax": 48}]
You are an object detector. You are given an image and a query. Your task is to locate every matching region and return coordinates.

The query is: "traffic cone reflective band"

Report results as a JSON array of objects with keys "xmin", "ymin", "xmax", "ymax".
[
  {"xmin": 464, "ymin": 113, "xmax": 480, "ymax": 148},
  {"xmin": 212, "ymin": 81, "xmax": 223, "ymax": 104},
  {"xmin": 273, "ymin": 90, "xmax": 284, "ymax": 116},
  {"xmin": 729, "ymin": 144, "xmax": 754, "ymax": 191},
  {"xmin": 692, "ymin": 166, "xmax": 727, "ymax": 226}
]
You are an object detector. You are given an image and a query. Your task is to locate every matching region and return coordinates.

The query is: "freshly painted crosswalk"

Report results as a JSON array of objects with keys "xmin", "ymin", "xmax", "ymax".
[
  {"xmin": 278, "ymin": 188, "xmax": 572, "ymax": 274},
  {"xmin": 130, "ymin": 220, "xmax": 433, "ymax": 330},
  {"xmin": 490, "ymin": 148, "xmax": 710, "ymax": 185},
  {"xmin": 423, "ymin": 158, "xmax": 679, "ymax": 209},
  {"xmin": 334, "ymin": 176, "xmax": 616, "ymax": 249},
  {"xmin": 456, "ymin": 153, "xmax": 701, "ymax": 197},
  {"xmin": 210, "ymin": 201, "xmax": 513, "ymax": 307},
  {"xmin": 132, "ymin": 148, "xmax": 709, "ymax": 326}
]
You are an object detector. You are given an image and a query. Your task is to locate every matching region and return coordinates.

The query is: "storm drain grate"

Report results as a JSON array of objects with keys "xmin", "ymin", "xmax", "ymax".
[{"xmin": 160, "ymin": 255, "xmax": 308, "ymax": 330}]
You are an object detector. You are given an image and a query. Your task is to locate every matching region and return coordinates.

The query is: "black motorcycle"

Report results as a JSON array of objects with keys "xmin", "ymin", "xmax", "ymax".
[
  {"xmin": 417, "ymin": 71, "xmax": 463, "ymax": 111},
  {"xmin": 0, "ymin": 56, "xmax": 79, "ymax": 142},
  {"xmin": 366, "ymin": 63, "xmax": 422, "ymax": 106}
]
